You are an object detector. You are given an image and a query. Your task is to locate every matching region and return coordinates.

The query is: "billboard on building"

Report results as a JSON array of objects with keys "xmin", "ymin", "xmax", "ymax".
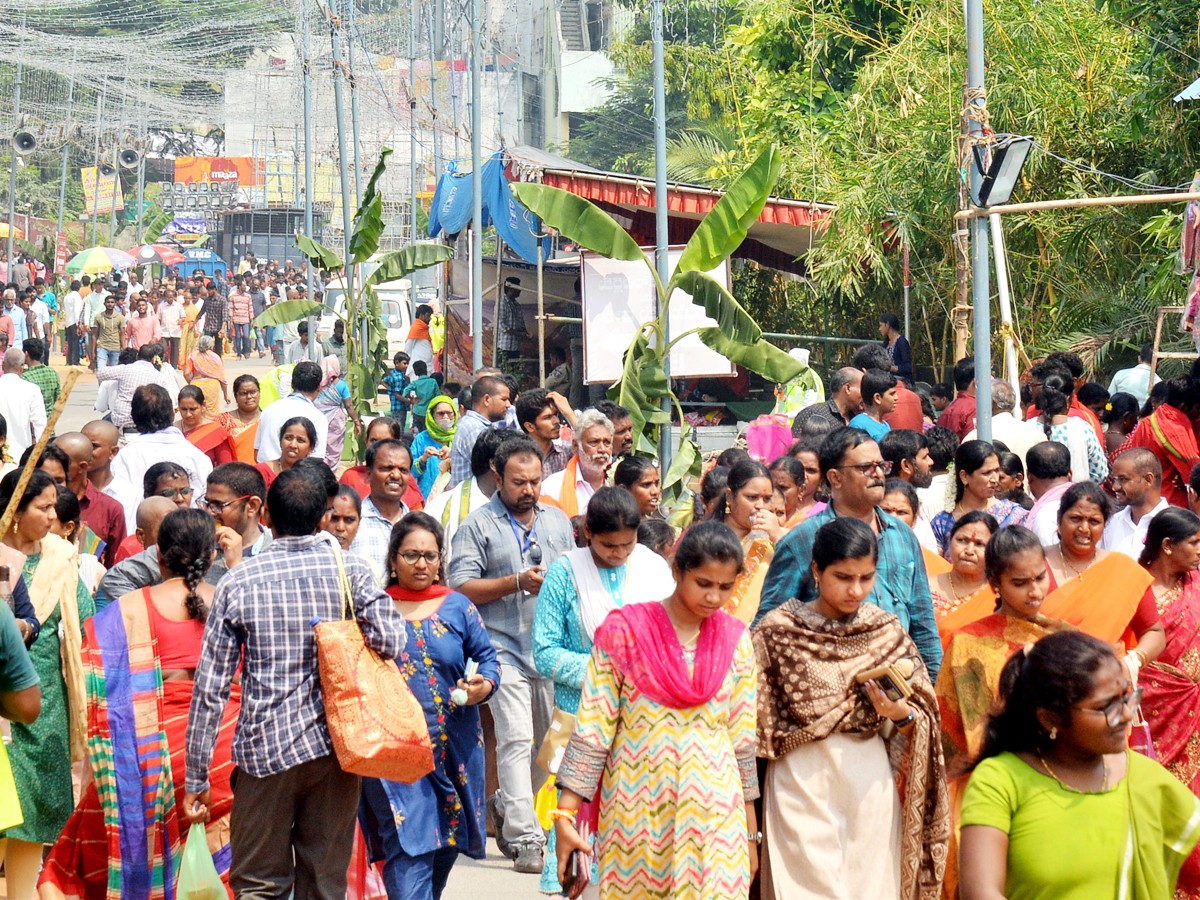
[{"xmin": 174, "ymin": 157, "xmax": 262, "ymax": 187}]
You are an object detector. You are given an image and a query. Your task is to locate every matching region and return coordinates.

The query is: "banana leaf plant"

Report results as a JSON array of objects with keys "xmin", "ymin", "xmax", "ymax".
[
  {"xmin": 282, "ymin": 148, "xmax": 454, "ymax": 455},
  {"xmin": 511, "ymin": 145, "xmax": 801, "ymax": 502}
]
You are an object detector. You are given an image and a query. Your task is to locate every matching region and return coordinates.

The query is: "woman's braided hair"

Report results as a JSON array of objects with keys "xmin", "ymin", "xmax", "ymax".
[{"xmin": 157, "ymin": 509, "xmax": 216, "ymax": 622}]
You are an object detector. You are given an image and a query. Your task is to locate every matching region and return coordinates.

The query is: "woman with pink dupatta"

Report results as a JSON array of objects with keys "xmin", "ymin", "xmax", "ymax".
[
  {"xmin": 1138, "ymin": 507, "xmax": 1200, "ymax": 898},
  {"xmin": 551, "ymin": 521, "xmax": 759, "ymax": 899}
]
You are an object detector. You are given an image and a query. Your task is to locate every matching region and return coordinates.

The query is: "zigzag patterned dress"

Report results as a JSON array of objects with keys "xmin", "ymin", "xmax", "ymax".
[{"xmin": 557, "ymin": 632, "xmax": 757, "ymax": 899}]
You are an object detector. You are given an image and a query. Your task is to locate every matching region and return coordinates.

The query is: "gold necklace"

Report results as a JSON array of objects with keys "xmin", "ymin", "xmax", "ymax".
[
  {"xmin": 946, "ymin": 571, "xmax": 984, "ymax": 604},
  {"xmin": 1057, "ymin": 546, "xmax": 1093, "ymax": 578},
  {"xmin": 1037, "ymin": 751, "xmax": 1109, "ymax": 793}
]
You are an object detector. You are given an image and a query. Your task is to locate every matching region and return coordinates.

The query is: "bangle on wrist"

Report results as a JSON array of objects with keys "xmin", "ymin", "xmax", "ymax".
[
  {"xmin": 516, "ymin": 570, "xmax": 523, "ymax": 592},
  {"xmin": 748, "ymin": 830, "xmax": 763, "ymax": 845},
  {"xmin": 550, "ymin": 808, "xmax": 577, "ymax": 822}
]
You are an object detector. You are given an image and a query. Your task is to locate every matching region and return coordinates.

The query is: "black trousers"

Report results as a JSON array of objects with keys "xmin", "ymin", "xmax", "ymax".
[{"xmin": 229, "ymin": 753, "xmax": 360, "ymax": 899}]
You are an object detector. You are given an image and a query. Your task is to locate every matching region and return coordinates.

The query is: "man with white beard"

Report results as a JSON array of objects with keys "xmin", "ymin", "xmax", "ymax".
[{"xmin": 539, "ymin": 408, "xmax": 614, "ymax": 517}]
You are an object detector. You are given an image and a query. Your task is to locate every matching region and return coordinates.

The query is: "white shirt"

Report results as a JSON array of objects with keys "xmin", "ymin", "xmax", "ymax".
[
  {"xmin": 31, "ymin": 299, "xmax": 51, "ymax": 332},
  {"xmin": 0, "ymin": 372, "xmax": 46, "ymax": 459},
  {"xmin": 1101, "ymin": 496, "xmax": 1170, "ymax": 559},
  {"xmin": 917, "ymin": 472, "xmax": 950, "ymax": 522},
  {"xmin": 62, "ymin": 290, "xmax": 85, "ymax": 327},
  {"xmin": 255, "ymin": 393, "xmax": 329, "ymax": 462},
  {"xmin": 965, "ymin": 411, "xmax": 1047, "ymax": 469},
  {"xmin": 1108, "ymin": 363, "xmax": 1159, "ymax": 407},
  {"xmin": 542, "ymin": 461, "xmax": 597, "ymax": 515},
  {"xmin": 424, "ymin": 477, "xmax": 489, "ymax": 565},
  {"xmin": 157, "ymin": 300, "xmax": 183, "ymax": 338},
  {"xmin": 109, "ymin": 428, "xmax": 213, "ymax": 532}
]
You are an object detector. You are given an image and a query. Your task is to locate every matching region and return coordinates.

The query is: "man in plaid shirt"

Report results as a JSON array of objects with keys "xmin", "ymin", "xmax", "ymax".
[
  {"xmin": 20, "ymin": 338, "xmax": 59, "ymax": 418},
  {"xmin": 184, "ymin": 467, "xmax": 407, "ymax": 897}
]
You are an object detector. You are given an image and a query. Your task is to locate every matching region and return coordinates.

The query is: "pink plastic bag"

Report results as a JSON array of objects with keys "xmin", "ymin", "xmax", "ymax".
[{"xmin": 745, "ymin": 414, "xmax": 793, "ymax": 464}]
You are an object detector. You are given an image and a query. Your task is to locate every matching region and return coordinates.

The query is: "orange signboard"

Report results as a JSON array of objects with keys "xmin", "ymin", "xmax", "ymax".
[{"xmin": 173, "ymin": 157, "xmax": 262, "ymax": 187}]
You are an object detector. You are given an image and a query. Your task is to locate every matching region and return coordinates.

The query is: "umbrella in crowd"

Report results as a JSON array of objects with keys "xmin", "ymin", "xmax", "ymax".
[
  {"xmin": 65, "ymin": 246, "xmax": 136, "ymax": 274},
  {"xmin": 132, "ymin": 243, "xmax": 186, "ymax": 266}
]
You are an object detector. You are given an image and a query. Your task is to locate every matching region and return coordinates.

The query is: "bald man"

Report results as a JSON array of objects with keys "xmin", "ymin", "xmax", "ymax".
[
  {"xmin": 1102, "ymin": 447, "xmax": 1170, "ymax": 559},
  {"xmin": 94, "ymin": 497, "xmax": 184, "ymax": 610},
  {"xmin": 56, "ymin": 431, "xmax": 126, "ymax": 569},
  {"xmin": 790, "ymin": 367, "xmax": 864, "ymax": 437},
  {"xmin": 82, "ymin": 419, "xmax": 121, "ymax": 498}
]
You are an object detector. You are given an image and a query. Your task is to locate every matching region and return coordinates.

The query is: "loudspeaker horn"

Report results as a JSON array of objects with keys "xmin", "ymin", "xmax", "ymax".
[
  {"xmin": 98, "ymin": 162, "xmax": 116, "ymax": 177},
  {"xmin": 12, "ymin": 132, "xmax": 36, "ymax": 155},
  {"xmin": 119, "ymin": 149, "xmax": 140, "ymax": 169}
]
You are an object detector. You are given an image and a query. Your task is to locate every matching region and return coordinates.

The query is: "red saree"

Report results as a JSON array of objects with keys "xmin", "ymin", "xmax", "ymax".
[
  {"xmin": 184, "ymin": 421, "xmax": 237, "ymax": 467},
  {"xmin": 1141, "ymin": 571, "xmax": 1200, "ymax": 897}
]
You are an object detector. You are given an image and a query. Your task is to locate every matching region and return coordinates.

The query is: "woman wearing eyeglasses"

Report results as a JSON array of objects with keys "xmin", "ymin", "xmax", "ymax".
[
  {"xmin": 359, "ymin": 512, "xmax": 500, "ymax": 900},
  {"xmin": 1137, "ymin": 507, "xmax": 1200, "ymax": 897},
  {"xmin": 959, "ymin": 631, "xmax": 1200, "ymax": 900},
  {"xmin": 931, "ymin": 440, "xmax": 1027, "ymax": 555}
]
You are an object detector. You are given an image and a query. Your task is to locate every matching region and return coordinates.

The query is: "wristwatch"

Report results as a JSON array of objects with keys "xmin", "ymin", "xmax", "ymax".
[
  {"xmin": 748, "ymin": 830, "xmax": 763, "ymax": 846},
  {"xmin": 891, "ymin": 709, "xmax": 916, "ymax": 727}
]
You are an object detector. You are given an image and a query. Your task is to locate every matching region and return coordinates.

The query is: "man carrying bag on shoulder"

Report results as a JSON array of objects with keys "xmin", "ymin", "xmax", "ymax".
[{"xmin": 185, "ymin": 467, "xmax": 408, "ymax": 899}]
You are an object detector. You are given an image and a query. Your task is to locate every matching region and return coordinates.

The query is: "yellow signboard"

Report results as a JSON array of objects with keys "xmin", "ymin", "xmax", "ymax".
[{"xmin": 80, "ymin": 167, "xmax": 125, "ymax": 215}]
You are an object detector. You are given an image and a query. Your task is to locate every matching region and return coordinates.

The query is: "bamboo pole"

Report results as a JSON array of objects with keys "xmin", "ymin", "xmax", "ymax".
[
  {"xmin": 0, "ymin": 368, "xmax": 82, "ymax": 538},
  {"xmin": 957, "ymin": 192, "xmax": 1200, "ymax": 220}
]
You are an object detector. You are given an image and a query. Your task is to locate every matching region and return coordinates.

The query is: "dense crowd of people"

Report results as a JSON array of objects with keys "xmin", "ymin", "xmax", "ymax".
[{"xmin": 5, "ymin": 275, "xmax": 1200, "ymax": 900}]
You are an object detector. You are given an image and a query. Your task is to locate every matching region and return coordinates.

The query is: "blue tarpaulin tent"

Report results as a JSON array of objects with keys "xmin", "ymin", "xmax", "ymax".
[{"xmin": 427, "ymin": 151, "xmax": 547, "ymax": 263}]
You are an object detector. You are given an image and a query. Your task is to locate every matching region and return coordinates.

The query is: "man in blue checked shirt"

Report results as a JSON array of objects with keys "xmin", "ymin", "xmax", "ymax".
[
  {"xmin": 184, "ymin": 466, "xmax": 408, "ymax": 899},
  {"xmin": 755, "ymin": 426, "xmax": 942, "ymax": 680}
]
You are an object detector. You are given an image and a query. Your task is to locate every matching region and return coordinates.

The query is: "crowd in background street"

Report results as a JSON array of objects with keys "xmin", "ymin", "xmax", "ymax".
[{"xmin": 1, "ymin": 276, "xmax": 1200, "ymax": 900}]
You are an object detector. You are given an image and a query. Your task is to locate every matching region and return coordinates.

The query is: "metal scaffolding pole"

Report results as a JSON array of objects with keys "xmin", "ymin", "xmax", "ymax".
[
  {"xmin": 57, "ymin": 53, "xmax": 76, "ymax": 237},
  {"xmin": 651, "ymin": 0, "xmax": 671, "ymax": 472},
  {"xmin": 965, "ymin": 0, "xmax": 992, "ymax": 440},
  {"xmin": 7, "ymin": 57, "xmax": 22, "ymax": 267},
  {"xmin": 331, "ymin": 9, "xmax": 356, "ymax": 367},
  {"xmin": 346, "ymin": 0, "xmax": 363, "ymax": 205},
  {"xmin": 469, "ymin": 0, "xmax": 483, "ymax": 369}
]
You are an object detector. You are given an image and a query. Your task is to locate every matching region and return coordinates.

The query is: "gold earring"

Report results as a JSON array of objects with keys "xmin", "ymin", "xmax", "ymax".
[{"xmin": 1049, "ymin": 727, "xmax": 1058, "ymax": 741}]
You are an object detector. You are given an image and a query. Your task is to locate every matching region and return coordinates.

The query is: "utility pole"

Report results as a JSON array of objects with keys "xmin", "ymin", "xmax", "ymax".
[
  {"xmin": 302, "ymin": 0, "xmax": 316, "ymax": 351},
  {"xmin": 135, "ymin": 78, "xmax": 147, "ymax": 244},
  {"xmin": 469, "ymin": 0, "xmax": 484, "ymax": 369},
  {"xmin": 965, "ymin": 0, "xmax": 992, "ymax": 440},
  {"xmin": 7, "ymin": 57, "xmax": 22, "ymax": 267},
  {"xmin": 330, "ymin": 5, "xmax": 355, "ymax": 365},
  {"xmin": 427, "ymin": 3, "xmax": 441, "ymax": 178},
  {"xmin": 109, "ymin": 79, "xmax": 129, "ymax": 247},
  {"xmin": 409, "ymin": 0, "xmax": 419, "ymax": 245},
  {"xmin": 651, "ymin": 0, "xmax": 671, "ymax": 473},
  {"xmin": 90, "ymin": 86, "xmax": 105, "ymax": 247},
  {"xmin": 495, "ymin": 50, "xmax": 504, "ymax": 144},
  {"xmin": 57, "ymin": 55, "xmax": 76, "ymax": 236},
  {"xmin": 346, "ymin": 0, "xmax": 363, "ymax": 205}
]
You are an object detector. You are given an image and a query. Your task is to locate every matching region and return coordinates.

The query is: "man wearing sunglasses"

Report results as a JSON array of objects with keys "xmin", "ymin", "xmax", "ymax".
[{"xmin": 756, "ymin": 426, "xmax": 942, "ymax": 679}]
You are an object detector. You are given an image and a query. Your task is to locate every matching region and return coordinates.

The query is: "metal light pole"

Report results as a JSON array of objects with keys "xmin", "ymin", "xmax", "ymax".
[
  {"xmin": 7, "ymin": 57, "xmax": 22, "ymax": 267},
  {"xmin": 57, "ymin": 53, "xmax": 77, "ymax": 237},
  {"xmin": 409, "ymin": 0, "xmax": 419, "ymax": 246},
  {"xmin": 330, "ymin": 5, "xmax": 355, "ymax": 366},
  {"xmin": 346, "ymin": 0, "xmax": 363, "ymax": 205},
  {"xmin": 469, "ymin": 0, "xmax": 484, "ymax": 370},
  {"xmin": 651, "ymin": 0, "xmax": 671, "ymax": 473},
  {"xmin": 302, "ymin": 0, "xmax": 317, "ymax": 352},
  {"xmin": 135, "ymin": 80, "xmax": 147, "ymax": 244},
  {"xmin": 965, "ymin": 0, "xmax": 992, "ymax": 440}
]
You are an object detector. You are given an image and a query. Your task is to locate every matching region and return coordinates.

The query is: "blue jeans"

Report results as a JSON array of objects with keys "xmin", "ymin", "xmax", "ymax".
[
  {"xmin": 95, "ymin": 348, "xmax": 121, "ymax": 371},
  {"xmin": 381, "ymin": 846, "xmax": 457, "ymax": 900},
  {"xmin": 234, "ymin": 322, "xmax": 252, "ymax": 357}
]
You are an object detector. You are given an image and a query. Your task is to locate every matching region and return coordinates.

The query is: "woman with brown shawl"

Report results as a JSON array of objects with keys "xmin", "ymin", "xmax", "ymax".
[{"xmin": 754, "ymin": 517, "xmax": 949, "ymax": 899}]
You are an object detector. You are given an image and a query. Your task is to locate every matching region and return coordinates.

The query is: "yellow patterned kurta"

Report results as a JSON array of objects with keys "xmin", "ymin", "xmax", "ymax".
[{"xmin": 558, "ymin": 632, "xmax": 758, "ymax": 899}]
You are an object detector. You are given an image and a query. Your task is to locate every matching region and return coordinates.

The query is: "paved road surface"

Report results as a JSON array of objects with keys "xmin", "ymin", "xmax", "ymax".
[{"xmin": 42, "ymin": 349, "xmax": 545, "ymax": 898}]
